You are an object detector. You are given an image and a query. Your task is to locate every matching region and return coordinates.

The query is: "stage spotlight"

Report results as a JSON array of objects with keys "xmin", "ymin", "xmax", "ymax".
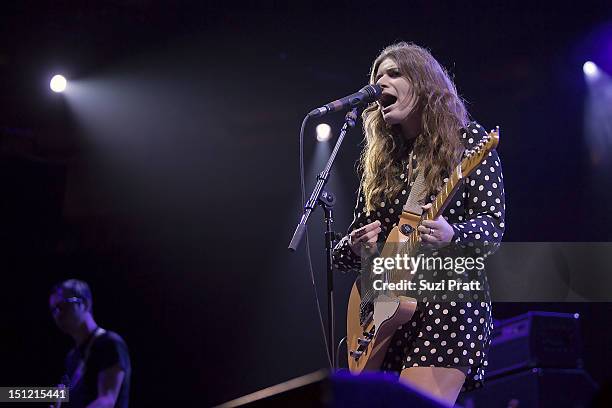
[
  {"xmin": 316, "ymin": 123, "xmax": 331, "ymax": 142},
  {"xmin": 583, "ymin": 61, "xmax": 599, "ymax": 78},
  {"xmin": 50, "ymin": 74, "xmax": 67, "ymax": 93}
]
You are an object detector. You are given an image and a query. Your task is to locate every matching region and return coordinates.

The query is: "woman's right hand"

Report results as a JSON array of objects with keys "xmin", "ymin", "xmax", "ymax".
[{"xmin": 348, "ymin": 220, "xmax": 382, "ymax": 256}]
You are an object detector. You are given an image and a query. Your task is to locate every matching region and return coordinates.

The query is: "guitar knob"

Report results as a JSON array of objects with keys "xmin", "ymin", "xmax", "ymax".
[
  {"xmin": 363, "ymin": 331, "xmax": 374, "ymax": 339},
  {"xmin": 350, "ymin": 350, "xmax": 363, "ymax": 360},
  {"xmin": 358, "ymin": 337, "xmax": 371, "ymax": 347},
  {"xmin": 400, "ymin": 224, "xmax": 414, "ymax": 236}
]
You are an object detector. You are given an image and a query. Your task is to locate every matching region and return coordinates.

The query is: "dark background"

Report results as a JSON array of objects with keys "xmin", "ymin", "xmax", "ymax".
[{"xmin": 2, "ymin": 1, "xmax": 612, "ymax": 406}]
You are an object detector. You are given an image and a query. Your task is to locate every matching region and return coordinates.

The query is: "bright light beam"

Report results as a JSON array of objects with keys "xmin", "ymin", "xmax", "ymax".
[
  {"xmin": 583, "ymin": 61, "xmax": 599, "ymax": 79},
  {"xmin": 316, "ymin": 123, "xmax": 331, "ymax": 142},
  {"xmin": 50, "ymin": 74, "xmax": 67, "ymax": 93}
]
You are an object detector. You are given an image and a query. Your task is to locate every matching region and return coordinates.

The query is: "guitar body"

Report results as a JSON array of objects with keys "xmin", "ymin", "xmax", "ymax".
[
  {"xmin": 345, "ymin": 128, "xmax": 500, "ymax": 374},
  {"xmin": 346, "ymin": 212, "xmax": 420, "ymax": 373}
]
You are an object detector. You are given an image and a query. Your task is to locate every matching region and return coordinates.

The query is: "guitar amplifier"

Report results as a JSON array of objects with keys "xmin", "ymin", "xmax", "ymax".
[
  {"xmin": 486, "ymin": 311, "xmax": 583, "ymax": 379},
  {"xmin": 459, "ymin": 368, "xmax": 598, "ymax": 408}
]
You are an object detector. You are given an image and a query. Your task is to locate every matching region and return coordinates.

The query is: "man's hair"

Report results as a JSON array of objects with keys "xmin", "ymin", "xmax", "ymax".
[{"xmin": 50, "ymin": 279, "xmax": 93, "ymax": 312}]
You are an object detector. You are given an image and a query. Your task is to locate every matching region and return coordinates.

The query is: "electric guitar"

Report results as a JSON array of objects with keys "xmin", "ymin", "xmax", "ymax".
[
  {"xmin": 346, "ymin": 127, "xmax": 500, "ymax": 373},
  {"xmin": 50, "ymin": 377, "xmax": 69, "ymax": 408}
]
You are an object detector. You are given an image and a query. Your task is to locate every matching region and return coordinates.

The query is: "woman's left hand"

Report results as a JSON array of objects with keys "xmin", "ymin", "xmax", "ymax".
[{"xmin": 417, "ymin": 203, "xmax": 454, "ymax": 248}]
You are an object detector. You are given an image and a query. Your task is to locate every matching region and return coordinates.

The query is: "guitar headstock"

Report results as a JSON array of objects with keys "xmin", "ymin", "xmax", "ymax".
[{"xmin": 460, "ymin": 126, "xmax": 500, "ymax": 178}]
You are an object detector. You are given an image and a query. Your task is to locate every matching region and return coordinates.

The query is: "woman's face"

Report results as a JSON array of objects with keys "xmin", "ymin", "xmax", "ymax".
[{"xmin": 374, "ymin": 58, "xmax": 418, "ymax": 126}]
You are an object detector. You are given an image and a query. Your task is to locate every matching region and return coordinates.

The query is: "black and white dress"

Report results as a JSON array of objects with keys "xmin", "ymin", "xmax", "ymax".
[{"xmin": 332, "ymin": 122, "xmax": 505, "ymax": 391}]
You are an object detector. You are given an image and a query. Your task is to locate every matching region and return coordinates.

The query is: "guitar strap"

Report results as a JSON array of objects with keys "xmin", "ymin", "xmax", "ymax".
[
  {"xmin": 402, "ymin": 152, "xmax": 428, "ymax": 216},
  {"xmin": 69, "ymin": 327, "xmax": 107, "ymax": 389}
]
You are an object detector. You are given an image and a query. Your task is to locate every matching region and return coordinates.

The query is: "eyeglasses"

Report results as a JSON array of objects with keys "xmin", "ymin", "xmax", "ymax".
[{"xmin": 50, "ymin": 296, "xmax": 83, "ymax": 315}]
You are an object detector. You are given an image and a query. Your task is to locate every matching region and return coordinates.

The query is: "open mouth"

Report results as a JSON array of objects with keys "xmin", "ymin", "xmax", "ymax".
[{"xmin": 379, "ymin": 93, "xmax": 397, "ymax": 111}]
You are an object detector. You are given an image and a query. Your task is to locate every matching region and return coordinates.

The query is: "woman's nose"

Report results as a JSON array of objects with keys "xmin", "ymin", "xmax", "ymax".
[{"xmin": 376, "ymin": 75, "xmax": 388, "ymax": 88}]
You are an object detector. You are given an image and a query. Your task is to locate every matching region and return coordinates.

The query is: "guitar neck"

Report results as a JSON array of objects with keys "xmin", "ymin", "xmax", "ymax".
[{"xmin": 423, "ymin": 165, "xmax": 463, "ymax": 221}]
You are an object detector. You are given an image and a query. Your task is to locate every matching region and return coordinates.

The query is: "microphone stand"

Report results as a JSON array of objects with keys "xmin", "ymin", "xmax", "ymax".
[{"xmin": 288, "ymin": 108, "xmax": 358, "ymax": 370}]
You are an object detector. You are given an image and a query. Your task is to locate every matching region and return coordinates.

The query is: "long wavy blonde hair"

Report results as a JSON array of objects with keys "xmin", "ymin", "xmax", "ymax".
[{"xmin": 360, "ymin": 42, "xmax": 468, "ymax": 212}]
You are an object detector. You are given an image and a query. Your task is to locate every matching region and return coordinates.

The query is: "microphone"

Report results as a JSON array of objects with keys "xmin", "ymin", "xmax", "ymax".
[{"xmin": 308, "ymin": 84, "xmax": 382, "ymax": 118}]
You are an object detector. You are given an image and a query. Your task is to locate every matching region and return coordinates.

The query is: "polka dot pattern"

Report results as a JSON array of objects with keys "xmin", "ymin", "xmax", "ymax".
[{"xmin": 332, "ymin": 122, "xmax": 504, "ymax": 391}]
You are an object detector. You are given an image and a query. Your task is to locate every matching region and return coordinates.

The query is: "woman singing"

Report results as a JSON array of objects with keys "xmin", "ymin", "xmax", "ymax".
[{"xmin": 332, "ymin": 42, "xmax": 505, "ymax": 406}]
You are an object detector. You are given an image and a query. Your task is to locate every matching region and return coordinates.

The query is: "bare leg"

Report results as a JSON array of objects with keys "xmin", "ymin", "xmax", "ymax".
[{"xmin": 399, "ymin": 366, "xmax": 466, "ymax": 407}]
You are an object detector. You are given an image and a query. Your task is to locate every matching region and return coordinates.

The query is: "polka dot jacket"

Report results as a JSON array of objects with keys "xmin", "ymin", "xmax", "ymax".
[{"xmin": 332, "ymin": 122, "xmax": 506, "ymax": 391}]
